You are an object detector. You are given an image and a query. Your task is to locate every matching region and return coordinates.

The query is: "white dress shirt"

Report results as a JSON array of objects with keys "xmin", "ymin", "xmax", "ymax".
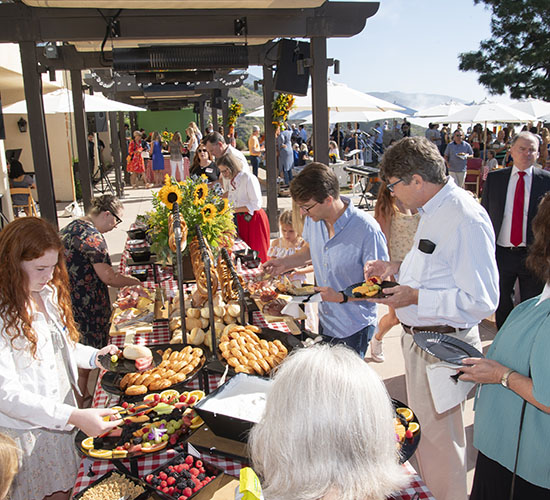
[
  {"xmin": 497, "ymin": 165, "xmax": 533, "ymax": 247},
  {"xmin": 0, "ymin": 285, "xmax": 97, "ymax": 431},
  {"xmin": 227, "ymin": 170, "xmax": 262, "ymax": 215},
  {"xmin": 397, "ymin": 178, "xmax": 499, "ymax": 328}
]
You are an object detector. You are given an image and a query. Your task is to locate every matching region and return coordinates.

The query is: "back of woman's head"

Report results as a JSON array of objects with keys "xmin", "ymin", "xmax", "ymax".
[
  {"xmin": 88, "ymin": 194, "xmax": 123, "ymax": 217},
  {"xmin": 249, "ymin": 344, "xmax": 408, "ymax": 500},
  {"xmin": 8, "ymin": 160, "xmax": 24, "ymax": 179},
  {"xmin": 278, "ymin": 210, "xmax": 293, "ymax": 228},
  {"xmin": 173, "ymin": 132, "xmax": 182, "ymax": 143},
  {"xmin": 217, "ymin": 152, "xmax": 242, "ymax": 176},
  {"xmin": 0, "ymin": 218, "xmax": 79, "ymax": 355},
  {"xmin": 374, "ymin": 182, "xmax": 396, "ymax": 221},
  {"xmin": 0, "ymin": 433, "xmax": 19, "ymax": 500},
  {"xmin": 152, "ymin": 131, "xmax": 160, "ymax": 142}
]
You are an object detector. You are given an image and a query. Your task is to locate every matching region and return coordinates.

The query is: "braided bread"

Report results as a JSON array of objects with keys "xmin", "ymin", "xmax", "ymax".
[
  {"xmin": 168, "ymin": 213, "xmax": 188, "ymax": 253},
  {"xmin": 189, "ymin": 237, "xmax": 219, "ymax": 297}
]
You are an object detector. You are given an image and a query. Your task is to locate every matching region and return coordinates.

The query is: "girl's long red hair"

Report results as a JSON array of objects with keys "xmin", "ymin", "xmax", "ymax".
[{"xmin": 0, "ymin": 217, "xmax": 80, "ymax": 358}]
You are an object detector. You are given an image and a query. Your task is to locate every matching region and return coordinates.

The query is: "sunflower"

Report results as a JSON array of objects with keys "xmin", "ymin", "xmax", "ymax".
[
  {"xmin": 162, "ymin": 185, "xmax": 183, "ymax": 210},
  {"xmin": 218, "ymin": 198, "xmax": 229, "ymax": 216},
  {"xmin": 164, "ymin": 174, "xmax": 172, "ymax": 186},
  {"xmin": 201, "ymin": 203, "xmax": 217, "ymax": 223},
  {"xmin": 193, "ymin": 183, "xmax": 209, "ymax": 206}
]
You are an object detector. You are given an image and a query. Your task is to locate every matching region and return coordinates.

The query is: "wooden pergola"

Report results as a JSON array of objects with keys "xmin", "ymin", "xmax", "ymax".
[{"xmin": 0, "ymin": 1, "xmax": 379, "ymax": 228}]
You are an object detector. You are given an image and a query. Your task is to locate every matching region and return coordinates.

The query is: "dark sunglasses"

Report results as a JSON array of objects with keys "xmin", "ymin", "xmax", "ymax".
[{"xmin": 197, "ymin": 149, "xmax": 208, "ymax": 153}]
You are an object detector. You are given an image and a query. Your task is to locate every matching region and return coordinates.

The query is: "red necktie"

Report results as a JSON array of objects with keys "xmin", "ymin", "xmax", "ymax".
[{"xmin": 510, "ymin": 171, "xmax": 526, "ymax": 247}]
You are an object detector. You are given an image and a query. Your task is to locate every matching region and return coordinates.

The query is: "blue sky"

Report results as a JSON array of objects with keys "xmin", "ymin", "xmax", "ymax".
[
  {"xmin": 327, "ymin": 0, "xmax": 498, "ymax": 101},
  {"xmin": 251, "ymin": 1, "xmax": 505, "ymax": 103}
]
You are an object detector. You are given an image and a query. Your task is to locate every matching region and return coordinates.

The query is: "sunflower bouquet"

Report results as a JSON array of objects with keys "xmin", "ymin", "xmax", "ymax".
[
  {"xmin": 143, "ymin": 175, "xmax": 236, "ymax": 265},
  {"xmin": 228, "ymin": 99, "xmax": 243, "ymax": 127},
  {"xmin": 272, "ymin": 93, "xmax": 295, "ymax": 129},
  {"xmin": 161, "ymin": 130, "xmax": 174, "ymax": 144}
]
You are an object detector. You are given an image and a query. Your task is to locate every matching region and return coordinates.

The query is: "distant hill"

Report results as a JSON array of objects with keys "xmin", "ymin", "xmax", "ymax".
[{"xmin": 368, "ymin": 91, "xmax": 468, "ymax": 114}]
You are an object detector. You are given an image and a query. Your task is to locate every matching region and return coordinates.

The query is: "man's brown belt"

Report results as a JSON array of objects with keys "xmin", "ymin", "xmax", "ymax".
[{"xmin": 401, "ymin": 323, "xmax": 461, "ymax": 334}]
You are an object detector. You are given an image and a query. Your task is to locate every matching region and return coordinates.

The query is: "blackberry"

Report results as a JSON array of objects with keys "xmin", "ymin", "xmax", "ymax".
[
  {"xmin": 186, "ymin": 479, "xmax": 195, "ymax": 488},
  {"xmin": 197, "ymin": 474, "xmax": 206, "ymax": 481}
]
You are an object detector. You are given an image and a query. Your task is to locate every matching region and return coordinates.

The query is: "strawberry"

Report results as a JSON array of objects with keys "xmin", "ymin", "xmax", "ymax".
[
  {"xmin": 190, "ymin": 468, "xmax": 199, "ymax": 477},
  {"xmin": 161, "ymin": 480, "xmax": 167, "ymax": 488},
  {"xmin": 183, "ymin": 487, "xmax": 193, "ymax": 497},
  {"xmin": 145, "ymin": 474, "xmax": 153, "ymax": 483},
  {"xmin": 159, "ymin": 471, "xmax": 167, "ymax": 480},
  {"xmin": 167, "ymin": 487, "xmax": 175, "ymax": 495},
  {"xmin": 121, "ymin": 401, "xmax": 129, "ymax": 409},
  {"xmin": 182, "ymin": 464, "xmax": 190, "ymax": 470},
  {"xmin": 185, "ymin": 455, "xmax": 194, "ymax": 465},
  {"xmin": 167, "ymin": 476, "xmax": 176, "ymax": 486}
]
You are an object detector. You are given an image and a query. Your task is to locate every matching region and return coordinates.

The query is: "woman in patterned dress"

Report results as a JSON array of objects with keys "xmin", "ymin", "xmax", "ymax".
[
  {"xmin": 0, "ymin": 217, "xmax": 121, "ymax": 500},
  {"xmin": 60, "ymin": 195, "xmax": 142, "ymax": 405},
  {"xmin": 127, "ymin": 130, "xmax": 146, "ymax": 187}
]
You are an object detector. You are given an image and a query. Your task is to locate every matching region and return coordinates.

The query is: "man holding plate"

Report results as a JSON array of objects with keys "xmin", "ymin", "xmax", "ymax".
[{"xmin": 364, "ymin": 137, "xmax": 499, "ymax": 500}]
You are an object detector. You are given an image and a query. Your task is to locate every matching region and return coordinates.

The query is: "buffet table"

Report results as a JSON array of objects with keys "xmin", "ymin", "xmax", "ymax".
[{"xmin": 72, "ymin": 234, "xmax": 435, "ymax": 499}]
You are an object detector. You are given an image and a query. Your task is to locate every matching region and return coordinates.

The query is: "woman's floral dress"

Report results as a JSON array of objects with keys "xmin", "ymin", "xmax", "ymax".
[
  {"xmin": 60, "ymin": 219, "xmax": 112, "ymax": 348},
  {"xmin": 127, "ymin": 139, "xmax": 145, "ymax": 173}
]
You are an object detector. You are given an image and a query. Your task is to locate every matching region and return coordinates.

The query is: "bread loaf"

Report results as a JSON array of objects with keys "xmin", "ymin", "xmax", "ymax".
[{"xmin": 123, "ymin": 344, "xmax": 153, "ymax": 360}]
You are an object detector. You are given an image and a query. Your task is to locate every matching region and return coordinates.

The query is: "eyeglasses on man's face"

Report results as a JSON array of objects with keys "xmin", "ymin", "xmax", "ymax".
[
  {"xmin": 386, "ymin": 178, "xmax": 403, "ymax": 193},
  {"xmin": 298, "ymin": 201, "xmax": 319, "ymax": 213}
]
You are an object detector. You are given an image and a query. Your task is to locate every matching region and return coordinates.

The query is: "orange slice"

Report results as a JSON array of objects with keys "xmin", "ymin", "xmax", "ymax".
[
  {"xmin": 143, "ymin": 394, "xmax": 157, "ymax": 401},
  {"xmin": 160, "ymin": 389, "xmax": 180, "ymax": 401},
  {"xmin": 188, "ymin": 390, "xmax": 205, "ymax": 403},
  {"xmin": 408, "ymin": 422, "xmax": 420, "ymax": 434},
  {"xmin": 190, "ymin": 415, "xmax": 204, "ymax": 429},
  {"xmin": 88, "ymin": 448, "xmax": 112, "ymax": 459},
  {"xmin": 81, "ymin": 437, "xmax": 94, "ymax": 450},
  {"xmin": 396, "ymin": 407, "xmax": 413, "ymax": 422}
]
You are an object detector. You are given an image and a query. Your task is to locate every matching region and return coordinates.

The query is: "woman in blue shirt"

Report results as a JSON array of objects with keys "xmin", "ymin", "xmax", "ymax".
[{"xmin": 460, "ymin": 192, "xmax": 550, "ymax": 500}]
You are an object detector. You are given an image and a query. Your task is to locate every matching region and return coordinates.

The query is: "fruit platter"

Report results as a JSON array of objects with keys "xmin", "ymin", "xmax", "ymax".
[
  {"xmin": 98, "ymin": 344, "xmax": 162, "ymax": 374},
  {"xmin": 392, "ymin": 398, "xmax": 421, "ymax": 463},
  {"xmin": 75, "ymin": 389, "xmax": 206, "ymax": 461},
  {"xmin": 101, "ymin": 345, "xmax": 205, "ymax": 401},
  {"xmin": 344, "ymin": 276, "xmax": 399, "ymax": 299},
  {"xmin": 144, "ymin": 451, "xmax": 221, "ymax": 500}
]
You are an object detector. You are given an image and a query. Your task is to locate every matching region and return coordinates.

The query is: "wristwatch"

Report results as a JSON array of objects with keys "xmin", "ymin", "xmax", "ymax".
[
  {"xmin": 339, "ymin": 291, "xmax": 348, "ymax": 304},
  {"xmin": 500, "ymin": 368, "xmax": 515, "ymax": 388}
]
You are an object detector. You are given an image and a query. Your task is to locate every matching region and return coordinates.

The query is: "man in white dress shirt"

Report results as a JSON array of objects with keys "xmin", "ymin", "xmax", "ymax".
[
  {"xmin": 364, "ymin": 137, "xmax": 499, "ymax": 500},
  {"xmin": 204, "ymin": 131, "xmax": 250, "ymax": 191}
]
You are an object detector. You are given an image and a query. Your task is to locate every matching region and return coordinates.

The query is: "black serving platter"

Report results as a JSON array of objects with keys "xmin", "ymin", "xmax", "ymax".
[
  {"xmin": 129, "ymin": 247, "xmax": 152, "ymax": 263},
  {"xmin": 98, "ymin": 348, "xmax": 162, "ymax": 374},
  {"xmin": 73, "ymin": 469, "xmax": 153, "ymax": 499},
  {"xmin": 343, "ymin": 280, "xmax": 399, "ymax": 299},
  {"xmin": 205, "ymin": 327, "xmax": 300, "ymax": 377},
  {"xmin": 128, "ymin": 227, "xmax": 147, "ymax": 240},
  {"xmin": 392, "ymin": 398, "xmax": 421, "ymax": 464},
  {"xmin": 101, "ymin": 344, "xmax": 205, "ymax": 401},
  {"xmin": 413, "ymin": 332, "xmax": 484, "ymax": 365},
  {"xmin": 145, "ymin": 447, "xmax": 223, "ymax": 500},
  {"xmin": 131, "ymin": 268, "xmax": 149, "ymax": 282}
]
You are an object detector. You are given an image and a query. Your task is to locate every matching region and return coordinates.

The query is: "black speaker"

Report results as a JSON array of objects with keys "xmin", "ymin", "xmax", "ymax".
[
  {"xmin": 94, "ymin": 112, "xmax": 108, "ymax": 132},
  {"xmin": 273, "ymin": 39, "xmax": 310, "ymax": 96}
]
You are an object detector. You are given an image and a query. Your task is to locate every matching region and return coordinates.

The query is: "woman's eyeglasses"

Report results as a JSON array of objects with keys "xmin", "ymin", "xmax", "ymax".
[
  {"xmin": 108, "ymin": 210, "xmax": 122, "ymax": 226},
  {"xmin": 197, "ymin": 149, "xmax": 208, "ymax": 153}
]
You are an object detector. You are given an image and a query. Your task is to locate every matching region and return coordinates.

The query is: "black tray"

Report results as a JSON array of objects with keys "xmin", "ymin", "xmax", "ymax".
[
  {"xmin": 146, "ymin": 447, "xmax": 223, "ymax": 500},
  {"xmin": 206, "ymin": 327, "xmax": 300, "ymax": 377},
  {"xmin": 392, "ymin": 398, "xmax": 421, "ymax": 464},
  {"xmin": 74, "ymin": 401, "xmax": 195, "ymax": 461},
  {"xmin": 413, "ymin": 332, "xmax": 483, "ymax": 365},
  {"xmin": 73, "ymin": 469, "xmax": 153, "ymax": 499},
  {"xmin": 101, "ymin": 343, "xmax": 205, "ymax": 401},
  {"xmin": 343, "ymin": 280, "xmax": 399, "ymax": 299},
  {"xmin": 98, "ymin": 348, "xmax": 162, "ymax": 374}
]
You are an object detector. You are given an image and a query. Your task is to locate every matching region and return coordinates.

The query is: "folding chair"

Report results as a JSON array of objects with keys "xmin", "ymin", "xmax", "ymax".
[
  {"xmin": 464, "ymin": 158, "xmax": 482, "ymax": 197},
  {"xmin": 10, "ymin": 187, "xmax": 38, "ymax": 216}
]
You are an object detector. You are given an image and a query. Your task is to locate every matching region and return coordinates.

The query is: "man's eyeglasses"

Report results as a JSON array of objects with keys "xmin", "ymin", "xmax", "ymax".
[
  {"xmin": 108, "ymin": 210, "xmax": 122, "ymax": 226},
  {"xmin": 386, "ymin": 179, "xmax": 403, "ymax": 193},
  {"xmin": 299, "ymin": 201, "xmax": 318, "ymax": 213}
]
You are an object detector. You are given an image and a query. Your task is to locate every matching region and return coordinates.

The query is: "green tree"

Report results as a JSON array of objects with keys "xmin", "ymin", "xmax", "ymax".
[{"xmin": 458, "ymin": 0, "xmax": 550, "ymax": 100}]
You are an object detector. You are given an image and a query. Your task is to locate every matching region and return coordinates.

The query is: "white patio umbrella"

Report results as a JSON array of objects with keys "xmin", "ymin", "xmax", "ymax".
[
  {"xmin": 508, "ymin": 98, "xmax": 550, "ymax": 120},
  {"xmin": 436, "ymin": 100, "xmax": 536, "ymax": 160},
  {"xmin": 413, "ymin": 100, "xmax": 467, "ymax": 118},
  {"xmin": 2, "ymin": 88, "xmax": 146, "ymax": 114},
  {"xmin": 296, "ymin": 108, "xmax": 407, "ymax": 124},
  {"xmin": 434, "ymin": 100, "xmax": 536, "ymax": 124},
  {"xmin": 292, "ymin": 80, "xmax": 405, "ymax": 112}
]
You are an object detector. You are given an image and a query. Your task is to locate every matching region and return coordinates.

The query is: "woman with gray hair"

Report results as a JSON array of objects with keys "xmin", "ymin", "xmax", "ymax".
[{"xmin": 249, "ymin": 344, "xmax": 409, "ymax": 500}]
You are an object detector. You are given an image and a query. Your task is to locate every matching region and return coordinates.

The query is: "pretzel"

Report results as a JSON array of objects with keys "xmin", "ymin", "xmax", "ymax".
[
  {"xmin": 217, "ymin": 255, "xmax": 239, "ymax": 302},
  {"xmin": 189, "ymin": 237, "xmax": 219, "ymax": 298},
  {"xmin": 168, "ymin": 213, "xmax": 188, "ymax": 253}
]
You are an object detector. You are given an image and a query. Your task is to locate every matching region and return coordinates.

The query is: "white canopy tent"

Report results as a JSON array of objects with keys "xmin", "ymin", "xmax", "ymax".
[
  {"xmin": 3, "ymin": 88, "xmax": 146, "ymax": 114},
  {"xmin": 508, "ymin": 98, "xmax": 550, "ymax": 120},
  {"xmin": 434, "ymin": 100, "xmax": 536, "ymax": 125},
  {"xmin": 413, "ymin": 100, "xmax": 467, "ymax": 119}
]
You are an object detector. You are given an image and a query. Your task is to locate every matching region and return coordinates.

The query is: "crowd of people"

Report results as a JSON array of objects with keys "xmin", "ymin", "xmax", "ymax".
[{"xmin": 3, "ymin": 112, "xmax": 550, "ymax": 500}]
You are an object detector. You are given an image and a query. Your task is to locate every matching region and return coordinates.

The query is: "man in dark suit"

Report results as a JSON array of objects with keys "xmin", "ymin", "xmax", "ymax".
[{"xmin": 481, "ymin": 131, "xmax": 550, "ymax": 328}]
